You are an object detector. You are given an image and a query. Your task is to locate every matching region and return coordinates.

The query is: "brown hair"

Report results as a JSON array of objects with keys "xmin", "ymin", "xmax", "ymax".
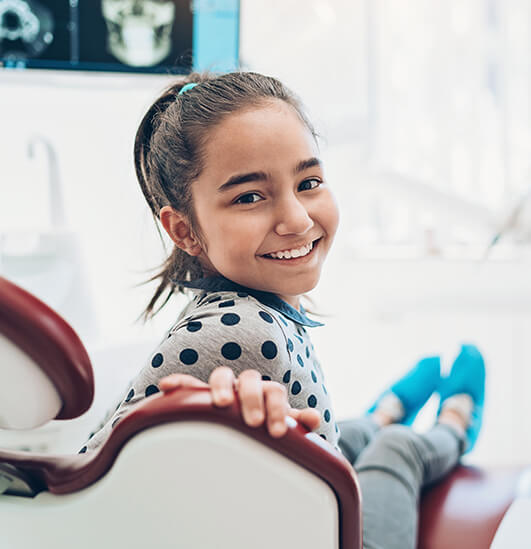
[{"xmin": 134, "ymin": 71, "xmax": 317, "ymax": 320}]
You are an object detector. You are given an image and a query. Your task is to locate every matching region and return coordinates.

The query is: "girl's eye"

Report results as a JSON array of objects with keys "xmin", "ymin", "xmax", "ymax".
[
  {"xmin": 298, "ymin": 178, "xmax": 321, "ymax": 191},
  {"xmin": 235, "ymin": 192, "xmax": 262, "ymax": 204}
]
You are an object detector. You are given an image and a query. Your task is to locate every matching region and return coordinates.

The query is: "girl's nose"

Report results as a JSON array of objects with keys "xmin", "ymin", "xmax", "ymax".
[{"xmin": 274, "ymin": 195, "xmax": 314, "ymax": 236}]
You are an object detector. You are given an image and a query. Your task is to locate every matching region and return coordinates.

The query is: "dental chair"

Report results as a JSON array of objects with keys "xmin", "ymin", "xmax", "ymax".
[{"xmin": 0, "ymin": 276, "xmax": 528, "ymax": 549}]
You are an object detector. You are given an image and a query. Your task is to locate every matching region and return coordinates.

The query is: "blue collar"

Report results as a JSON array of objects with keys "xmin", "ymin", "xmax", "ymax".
[{"xmin": 179, "ymin": 276, "xmax": 324, "ymax": 328}]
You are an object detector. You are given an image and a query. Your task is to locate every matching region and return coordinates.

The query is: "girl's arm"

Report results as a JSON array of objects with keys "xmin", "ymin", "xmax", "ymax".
[{"xmin": 159, "ymin": 366, "xmax": 321, "ymax": 437}]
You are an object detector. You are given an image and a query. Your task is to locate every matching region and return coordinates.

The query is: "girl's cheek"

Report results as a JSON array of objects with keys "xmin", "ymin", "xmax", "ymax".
[
  {"xmin": 333, "ymin": 199, "xmax": 340, "ymax": 231},
  {"xmin": 324, "ymin": 190, "xmax": 340, "ymax": 235}
]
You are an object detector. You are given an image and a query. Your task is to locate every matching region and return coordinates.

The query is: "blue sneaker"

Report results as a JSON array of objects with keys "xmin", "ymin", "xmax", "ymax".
[
  {"xmin": 437, "ymin": 344, "xmax": 486, "ymax": 453},
  {"xmin": 367, "ymin": 356, "xmax": 441, "ymax": 425}
]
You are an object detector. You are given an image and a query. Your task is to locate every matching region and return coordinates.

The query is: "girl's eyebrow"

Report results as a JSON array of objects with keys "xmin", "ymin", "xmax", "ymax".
[
  {"xmin": 217, "ymin": 157, "xmax": 322, "ymax": 193},
  {"xmin": 218, "ymin": 170, "xmax": 269, "ymax": 192},
  {"xmin": 294, "ymin": 157, "xmax": 322, "ymax": 173}
]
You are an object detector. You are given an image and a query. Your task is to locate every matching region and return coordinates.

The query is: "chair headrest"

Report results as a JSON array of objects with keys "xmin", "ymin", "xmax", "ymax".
[{"xmin": 0, "ymin": 277, "xmax": 94, "ymax": 422}]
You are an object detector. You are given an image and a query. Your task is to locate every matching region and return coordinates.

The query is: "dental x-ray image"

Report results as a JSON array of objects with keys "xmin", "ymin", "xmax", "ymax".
[
  {"xmin": 0, "ymin": 0, "xmax": 66, "ymax": 61},
  {"xmin": 79, "ymin": 0, "xmax": 193, "ymax": 70},
  {"xmin": 0, "ymin": 0, "xmax": 213, "ymax": 73},
  {"xmin": 101, "ymin": 0, "xmax": 178, "ymax": 67}
]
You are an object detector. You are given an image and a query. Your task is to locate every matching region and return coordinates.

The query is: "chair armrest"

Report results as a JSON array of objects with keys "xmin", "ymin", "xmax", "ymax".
[{"xmin": 0, "ymin": 387, "xmax": 362, "ymax": 548}]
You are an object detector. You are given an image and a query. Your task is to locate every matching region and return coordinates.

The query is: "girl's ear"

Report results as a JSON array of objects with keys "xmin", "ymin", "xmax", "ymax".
[{"xmin": 159, "ymin": 206, "xmax": 202, "ymax": 256}]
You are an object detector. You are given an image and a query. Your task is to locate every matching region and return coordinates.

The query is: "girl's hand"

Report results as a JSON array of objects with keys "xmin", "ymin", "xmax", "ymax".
[{"xmin": 158, "ymin": 366, "xmax": 321, "ymax": 438}]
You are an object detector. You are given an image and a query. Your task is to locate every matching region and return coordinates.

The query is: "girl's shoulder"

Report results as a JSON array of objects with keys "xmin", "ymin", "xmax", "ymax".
[
  {"xmin": 147, "ymin": 290, "xmax": 295, "ymax": 380},
  {"xmin": 166, "ymin": 290, "xmax": 293, "ymax": 352},
  {"xmin": 172, "ymin": 289, "xmax": 288, "ymax": 333},
  {"xmin": 156, "ymin": 289, "xmax": 316, "ymax": 376}
]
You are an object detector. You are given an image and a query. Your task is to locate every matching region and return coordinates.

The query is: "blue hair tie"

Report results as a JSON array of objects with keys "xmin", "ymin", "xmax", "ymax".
[{"xmin": 179, "ymin": 82, "xmax": 198, "ymax": 95}]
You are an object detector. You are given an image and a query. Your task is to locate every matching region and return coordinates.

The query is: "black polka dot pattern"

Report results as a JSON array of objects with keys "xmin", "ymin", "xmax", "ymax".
[
  {"xmin": 291, "ymin": 381, "xmax": 302, "ymax": 395},
  {"xmin": 187, "ymin": 321, "xmax": 202, "ymax": 332},
  {"xmin": 79, "ymin": 446, "xmax": 87, "ymax": 454},
  {"xmin": 261, "ymin": 340, "xmax": 278, "ymax": 359},
  {"xmin": 82, "ymin": 290, "xmax": 341, "ymax": 454},
  {"xmin": 259, "ymin": 311, "xmax": 274, "ymax": 323},
  {"xmin": 221, "ymin": 342, "xmax": 242, "ymax": 360},
  {"xmin": 180, "ymin": 348, "xmax": 198, "ymax": 365},
  {"xmin": 221, "ymin": 313, "xmax": 240, "ymax": 326},
  {"xmin": 145, "ymin": 384, "xmax": 159, "ymax": 397}
]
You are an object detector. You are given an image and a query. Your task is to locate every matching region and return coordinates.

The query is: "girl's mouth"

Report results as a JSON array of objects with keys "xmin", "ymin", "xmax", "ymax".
[{"xmin": 261, "ymin": 238, "xmax": 321, "ymax": 262}]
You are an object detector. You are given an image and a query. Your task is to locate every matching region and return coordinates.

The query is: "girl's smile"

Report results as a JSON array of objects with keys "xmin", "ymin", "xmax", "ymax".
[
  {"xmin": 169, "ymin": 100, "xmax": 339, "ymax": 309},
  {"xmin": 260, "ymin": 237, "xmax": 321, "ymax": 262}
]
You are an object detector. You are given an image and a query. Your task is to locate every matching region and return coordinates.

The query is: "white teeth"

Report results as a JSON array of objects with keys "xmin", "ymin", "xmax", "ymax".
[{"xmin": 266, "ymin": 241, "xmax": 314, "ymax": 260}]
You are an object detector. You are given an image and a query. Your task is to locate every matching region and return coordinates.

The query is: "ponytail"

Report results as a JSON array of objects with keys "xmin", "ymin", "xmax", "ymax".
[{"xmin": 134, "ymin": 76, "xmax": 206, "ymax": 320}]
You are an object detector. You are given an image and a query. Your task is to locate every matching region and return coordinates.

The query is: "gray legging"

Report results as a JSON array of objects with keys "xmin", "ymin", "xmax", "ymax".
[{"xmin": 338, "ymin": 418, "xmax": 466, "ymax": 549}]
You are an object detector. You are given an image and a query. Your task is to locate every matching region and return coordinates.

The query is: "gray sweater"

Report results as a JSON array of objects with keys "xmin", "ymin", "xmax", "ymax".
[{"xmin": 83, "ymin": 278, "xmax": 340, "ymax": 453}]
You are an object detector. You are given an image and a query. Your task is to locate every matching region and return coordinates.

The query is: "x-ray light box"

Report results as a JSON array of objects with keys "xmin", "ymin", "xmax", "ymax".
[{"xmin": 0, "ymin": 0, "xmax": 239, "ymax": 74}]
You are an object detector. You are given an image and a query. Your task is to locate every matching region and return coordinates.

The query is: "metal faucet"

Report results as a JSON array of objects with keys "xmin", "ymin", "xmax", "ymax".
[{"xmin": 27, "ymin": 135, "xmax": 66, "ymax": 229}]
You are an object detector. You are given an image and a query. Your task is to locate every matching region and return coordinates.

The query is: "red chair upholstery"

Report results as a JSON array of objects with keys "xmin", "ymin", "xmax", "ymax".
[
  {"xmin": 0, "ymin": 276, "xmax": 93, "ymax": 420},
  {"xmin": 418, "ymin": 465, "xmax": 522, "ymax": 548}
]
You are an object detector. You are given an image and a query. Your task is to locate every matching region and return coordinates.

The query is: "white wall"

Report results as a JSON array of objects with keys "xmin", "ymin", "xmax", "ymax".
[{"xmin": 1, "ymin": 0, "xmax": 530, "ymax": 466}]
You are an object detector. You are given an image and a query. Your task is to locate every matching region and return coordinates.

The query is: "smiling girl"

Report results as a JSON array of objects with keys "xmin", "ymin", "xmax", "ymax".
[{"xmin": 84, "ymin": 72, "xmax": 485, "ymax": 549}]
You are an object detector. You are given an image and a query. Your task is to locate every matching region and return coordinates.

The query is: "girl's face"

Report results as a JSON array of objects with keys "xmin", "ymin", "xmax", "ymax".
[{"xmin": 191, "ymin": 100, "xmax": 339, "ymax": 308}]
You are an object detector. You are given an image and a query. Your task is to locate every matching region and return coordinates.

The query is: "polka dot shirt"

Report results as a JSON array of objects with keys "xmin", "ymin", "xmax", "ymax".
[{"xmin": 82, "ymin": 277, "xmax": 340, "ymax": 453}]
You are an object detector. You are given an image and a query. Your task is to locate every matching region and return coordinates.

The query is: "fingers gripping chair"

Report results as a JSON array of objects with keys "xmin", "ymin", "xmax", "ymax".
[{"xmin": 0, "ymin": 276, "xmax": 528, "ymax": 549}]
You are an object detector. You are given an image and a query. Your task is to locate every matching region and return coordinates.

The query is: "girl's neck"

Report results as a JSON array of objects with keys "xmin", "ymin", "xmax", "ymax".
[{"xmin": 200, "ymin": 266, "xmax": 302, "ymax": 311}]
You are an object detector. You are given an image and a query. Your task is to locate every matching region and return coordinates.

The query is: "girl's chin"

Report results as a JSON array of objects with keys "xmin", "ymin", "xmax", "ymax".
[
  {"xmin": 271, "ymin": 278, "xmax": 320, "ymax": 301},
  {"xmin": 206, "ymin": 267, "xmax": 321, "ymax": 297}
]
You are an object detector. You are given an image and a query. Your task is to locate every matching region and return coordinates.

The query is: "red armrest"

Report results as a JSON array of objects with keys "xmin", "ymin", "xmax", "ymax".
[{"xmin": 0, "ymin": 387, "xmax": 363, "ymax": 549}]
